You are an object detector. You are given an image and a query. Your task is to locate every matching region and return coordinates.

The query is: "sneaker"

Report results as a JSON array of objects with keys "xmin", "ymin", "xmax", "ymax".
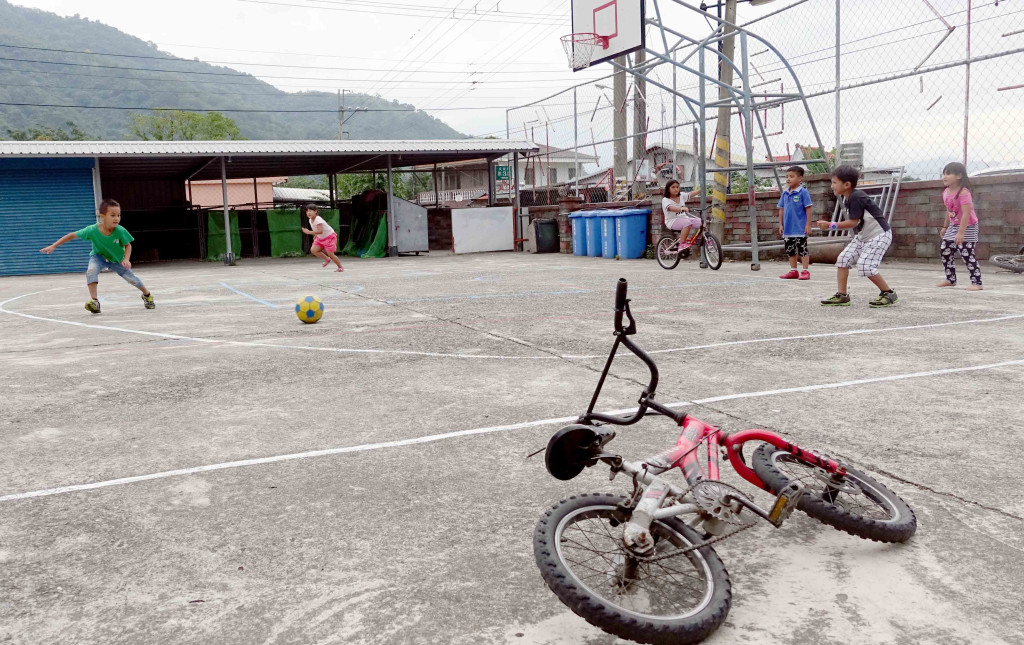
[
  {"xmin": 799, "ymin": 270, "xmax": 811, "ymax": 281},
  {"xmin": 142, "ymin": 292, "xmax": 156, "ymax": 309},
  {"xmin": 85, "ymin": 299, "xmax": 101, "ymax": 314},
  {"xmin": 322, "ymin": 259, "xmax": 331, "ymax": 267},
  {"xmin": 820, "ymin": 292, "xmax": 851, "ymax": 306},
  {"xmin": 335, "ymin": 266, "xmax": 345, "ymax": 272},
  {"xmin": 869, "ymin": 290, "xmax": 898, "ymax": 307},
  {"xmin": 779, "ymin": 269, "xmax": 799, "ymax": 279}
]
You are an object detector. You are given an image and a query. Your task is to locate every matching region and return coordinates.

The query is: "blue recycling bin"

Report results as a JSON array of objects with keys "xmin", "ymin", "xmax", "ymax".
[
  {"xmin": 614, "ymin": 208, "xmax": 651, "ymax": 259},
  {"xmin": 599, "ymin": 211, "xmax": 618, "ymax": 258},
  {"xmin": 568, "ymin": 210, "xmax": 589, "ymax": 256},
  {"xmin": 584, "ymin": 211, "xmax": 603, "ymax": 257}
]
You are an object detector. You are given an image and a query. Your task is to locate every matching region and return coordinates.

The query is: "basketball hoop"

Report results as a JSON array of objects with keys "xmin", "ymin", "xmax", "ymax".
[{"xmin": 561, "ymin": 32, "xmax": 610, "ymax": 70}]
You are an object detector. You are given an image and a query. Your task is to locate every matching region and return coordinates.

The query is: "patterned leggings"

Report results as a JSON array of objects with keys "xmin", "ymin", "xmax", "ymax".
[{"xmin": 940, "ymin": 239, "xmax": 982, "ymax": 286}]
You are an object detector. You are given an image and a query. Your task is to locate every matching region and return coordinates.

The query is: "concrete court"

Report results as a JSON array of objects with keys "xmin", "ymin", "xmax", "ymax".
[{"xmin": 1, "ymin": 251, "xmax": 1022, "ymax": 645}]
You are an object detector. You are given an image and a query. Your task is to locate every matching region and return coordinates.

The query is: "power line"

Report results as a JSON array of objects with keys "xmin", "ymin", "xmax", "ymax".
[
  {"xmin": 154, "ymin": 40, "xmax": 565, "ymax": 66},
  {"xmin": 0, "ymin": 56, "xmax": 588, "ymax": 85},
  {"xmin": 0, "ymin": 43, "xmax": 579, "ymax": 75},
  {"xmin": 0, "ymin": 100, "xmax": 537, "ymax": 113},
  {"xmin": 237, "ymin": 0, "xmax": 566, "ymax": 25}
]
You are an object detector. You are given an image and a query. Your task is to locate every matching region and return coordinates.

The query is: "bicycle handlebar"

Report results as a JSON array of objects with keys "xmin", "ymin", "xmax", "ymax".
[
  {"xmin": 580, "ymin": 279, "xmax": 683, "ymax": 427},
  {"xmin": 613, "ymin": 278, "xmax": 627, "ymax": 332}
]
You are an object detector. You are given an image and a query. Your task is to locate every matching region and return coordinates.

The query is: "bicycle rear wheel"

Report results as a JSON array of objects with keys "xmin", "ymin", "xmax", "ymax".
[
  {"xmin": 989, "ymin": 253, "xmax": 1024, "ymax": 273},
  {"xmin": 751, "ymin": 443, "xmax": 916, "ymax": 543},
  {"xmin": 701, "ymin": 232, "xmax": 722, "ymax": 270},
  {"xmin": 656, "ymin": 235, "xmax": 682, "ymax": 270},
  {"xmin": 535, "ymin": 493, "xmax": 731, "ymax": 645}
]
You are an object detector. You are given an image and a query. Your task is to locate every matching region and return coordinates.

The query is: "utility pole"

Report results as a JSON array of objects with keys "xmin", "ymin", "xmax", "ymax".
[
  {"xmin": 632, "ymin": 48, "xmax": 647, "ymax": 197},
  {"xmin": 711, "ymin": 0, "xmax": 737, "ymax": 243},
  {"xmin": 613, "ymin": 56, "xmax": 627, "ymax": 184},
  {"xmin": 338, "ymin": 89, "xmax": 346, "ymax": 140}
]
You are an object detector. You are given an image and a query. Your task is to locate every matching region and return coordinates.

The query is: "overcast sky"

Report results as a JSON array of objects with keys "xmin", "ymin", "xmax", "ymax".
[
  {"xmin": 9, "ymin": 0, "xmax": 1020, "ymax": 172},
  {"xmin": 8, "ymin": 0, "xmax": 793, "ymax": 138}
]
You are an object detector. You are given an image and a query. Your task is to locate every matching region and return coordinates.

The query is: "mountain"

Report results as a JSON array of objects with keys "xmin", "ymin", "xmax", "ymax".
[{"xmin": 0, "ymin": 1, "xmax": 464, "ymax": 140}]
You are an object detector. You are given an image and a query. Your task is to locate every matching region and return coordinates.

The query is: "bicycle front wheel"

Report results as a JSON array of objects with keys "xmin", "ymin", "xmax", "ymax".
[
  {"xmin": 534, "ymin": 493, "xmax": 731, "ymax": 645},
  {"xmin": 702, "ymin": 232, "xmax": 722, "ymax": 270},
  {"xmin": 751, "ymin": 444, "xmax": 916, "ymax": 543},
  {"xmin": 656, "ymin": 235, "xmax": 681, "ymax": 270}
]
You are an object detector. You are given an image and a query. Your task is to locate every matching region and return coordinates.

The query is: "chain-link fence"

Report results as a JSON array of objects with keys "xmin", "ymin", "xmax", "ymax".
[{"xmin": 507, "ymin": 0, "xmax": 1024, "ymax": 201}]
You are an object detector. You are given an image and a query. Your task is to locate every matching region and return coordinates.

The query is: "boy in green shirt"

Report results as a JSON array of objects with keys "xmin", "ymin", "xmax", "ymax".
[{"xmin": 40, "ymin": 199, "xmax": 155, "ymax": 314}]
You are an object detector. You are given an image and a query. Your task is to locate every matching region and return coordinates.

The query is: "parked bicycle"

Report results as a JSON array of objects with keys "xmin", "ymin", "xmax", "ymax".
[
  {"xmin": 655, "ymin": 207, "xmax": 723, "ymax": 271},
  {"xmin": 533, "ymin": 279, "xmax": 916, "ymax": 645},
  {"xmin": 989, "ymin": 244, "xmax": 1024, "ymax": 273}
]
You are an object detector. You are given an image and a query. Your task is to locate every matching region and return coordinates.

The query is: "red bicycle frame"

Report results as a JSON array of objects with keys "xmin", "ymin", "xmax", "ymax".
[
  {"xmin": 644, "ymin": 416, "xmax": 846, "ymax": 493},
  {"xmin": 580, "ymin": 278, "xmax": 846, "ymax": 491}
]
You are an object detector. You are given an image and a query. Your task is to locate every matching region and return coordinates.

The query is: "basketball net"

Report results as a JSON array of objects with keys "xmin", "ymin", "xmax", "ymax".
[{"xmin": 561, "ymin": 33, "xmax": 610, "ymax": 70}]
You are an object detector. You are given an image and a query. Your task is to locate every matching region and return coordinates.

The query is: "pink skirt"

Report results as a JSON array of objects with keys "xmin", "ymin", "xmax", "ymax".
[{"xmin": 314, "ymin": 233, "xmax": 338, "ymax": 254}]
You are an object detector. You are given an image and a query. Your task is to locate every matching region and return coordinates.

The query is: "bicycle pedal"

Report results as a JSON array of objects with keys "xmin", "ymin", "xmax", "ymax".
[{"xmin": 768, "ymin": 481, "xmax": 806, "ymax": 527}]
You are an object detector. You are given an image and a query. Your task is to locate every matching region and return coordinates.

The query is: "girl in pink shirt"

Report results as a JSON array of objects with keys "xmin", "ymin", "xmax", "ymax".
[{"xmin": 938, "ymin": 162, "xmax": 982, "ymax": 290}]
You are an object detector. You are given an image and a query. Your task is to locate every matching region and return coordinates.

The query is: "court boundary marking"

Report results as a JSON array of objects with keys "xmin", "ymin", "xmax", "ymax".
[
  {"xmin": 2, "ymin": 355, "xmax": 1022, "ymax": 503},
  {"xmin": 3, "ymin": 288, "xmax": 1022, "ymax": 361}
]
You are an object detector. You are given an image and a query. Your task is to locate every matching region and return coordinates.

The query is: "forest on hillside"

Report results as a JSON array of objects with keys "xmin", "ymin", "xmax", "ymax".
[{"xmin": 0, "ymin": 1, "xmax": 464, "ymax": 141}]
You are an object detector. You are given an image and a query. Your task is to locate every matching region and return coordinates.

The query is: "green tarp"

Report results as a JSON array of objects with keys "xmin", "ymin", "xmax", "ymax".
[
  {"xmin": 341, "ymin": 210, "xmax": 387, "ymax": 258},
  {"xmin": 206, "ymin": 211, "xmax": 242, "ymax": 262},
  {"xmin": 266, "ymin": 209, "xmax": 302, "ymax": 257},
  {"xmin": 266, "ymin": 209, "xmax": 340, "ymax": 258}
]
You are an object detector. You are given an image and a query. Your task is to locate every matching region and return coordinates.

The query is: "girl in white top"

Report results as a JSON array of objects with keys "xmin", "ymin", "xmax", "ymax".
[
  {"xmin": 661, "ymin": 180, "xmax": 703, "ymax": 249},
  {"xmin": 301, "ymin": 203, "xmax": 344, "ymax": 272}
]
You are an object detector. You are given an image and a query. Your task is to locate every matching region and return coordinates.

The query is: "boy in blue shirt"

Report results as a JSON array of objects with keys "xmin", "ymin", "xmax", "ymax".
[
  {"xmin": 40, "ymin": 199, "xmax": 155, "ymax": 314},
  {"xmin": 777, "ymin": 165, "xmax": 813, "ymax": 280}
]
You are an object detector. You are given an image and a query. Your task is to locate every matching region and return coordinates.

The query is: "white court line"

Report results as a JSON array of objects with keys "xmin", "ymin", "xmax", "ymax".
[
  {"xmin": 0, "ymin": 291, "xmax": 558, "ymax": 360},
  {"xmin": 3, "ymin": 355, "xmax": 1023, "ymax": 503},
  {"xmin": 219, "ymin": 282, "xmax": 283, "ymax": 308},
  {"xmin": 4, "ymin": 290, "xmax": 1024, "ymax": 361},
  {"xmin": 564, "ymin": 313, "xmax": 1024, "ymax": 358}
]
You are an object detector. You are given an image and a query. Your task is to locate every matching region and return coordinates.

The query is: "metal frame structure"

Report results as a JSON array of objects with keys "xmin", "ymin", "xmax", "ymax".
[{"xmin": 603, "ymin": 0, "xmax": 832, "ymax": 269}]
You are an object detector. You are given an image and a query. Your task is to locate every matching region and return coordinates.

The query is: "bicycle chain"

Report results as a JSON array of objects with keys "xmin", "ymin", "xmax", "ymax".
[
  {"xmin": 635, "ymin": 519, "xmax": 758, "ymax": 564},
  {"xmin": 631, "ymin": 479, "xmax": 759, "ymax": 564}
]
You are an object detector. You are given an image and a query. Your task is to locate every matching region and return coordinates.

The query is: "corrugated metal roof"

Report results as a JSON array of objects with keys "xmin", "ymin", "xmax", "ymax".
[
  {"xmin": 273, "ymin": 186, "xmax": 330, "ymax": 202},
  {"xmin": 0, "ymin": 139, "xmax": 539, "ymax": 157}
]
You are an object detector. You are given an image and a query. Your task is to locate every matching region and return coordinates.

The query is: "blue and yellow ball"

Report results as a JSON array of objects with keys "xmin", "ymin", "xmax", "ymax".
[{"xmin": 295, "ymin": 295, "xmax": 324, "ymax": 324}]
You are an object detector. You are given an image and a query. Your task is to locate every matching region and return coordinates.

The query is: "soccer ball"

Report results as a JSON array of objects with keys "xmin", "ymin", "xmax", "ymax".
[{"xmin": 295, "ymin": 295, "xmax": 324, "ymax": 324}]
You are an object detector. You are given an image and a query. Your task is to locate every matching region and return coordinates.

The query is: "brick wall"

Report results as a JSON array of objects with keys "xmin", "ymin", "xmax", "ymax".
[
  {"xmin": 523, "ymin": 172, "xmax": 1024, "ymax": 259},
  {"xmin": 886, "ymin": 175, "xmax": 1024, "ymax": 260},
  {"xmin": 427, "ymin": 208, "xmax": 453, "ymax": 251}
]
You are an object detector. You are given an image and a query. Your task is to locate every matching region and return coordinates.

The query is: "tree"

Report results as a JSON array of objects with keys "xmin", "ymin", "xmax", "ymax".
[
  {"xmin": 128, "ymin": 110, "xmax": 243, "ymax": 141},
  {"xmin": 4, "ymin": 121, "xmax": 91, "ymax": 141},
  {"xmin": 729, "ymin": 171, "xmax": 773, "ymax": 194}
]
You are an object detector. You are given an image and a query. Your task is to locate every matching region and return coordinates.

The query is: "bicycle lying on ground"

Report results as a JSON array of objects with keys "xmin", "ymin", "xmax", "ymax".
[
  {"xmin": 989, "ymin": 244, "xmax": 1024, "ymax": 273},
  {"xmin": 533, "ymin": 279, "xmax": 916, "ymax": 645},
  {"xmin": 656, "ymin": 207, "xmax": 723, "ymax": 271}
]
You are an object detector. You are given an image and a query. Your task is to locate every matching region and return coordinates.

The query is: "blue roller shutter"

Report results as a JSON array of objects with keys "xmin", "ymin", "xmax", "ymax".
[{"xmin": 0, "ymin": 159, "xmax": 97, "ymax": 276}]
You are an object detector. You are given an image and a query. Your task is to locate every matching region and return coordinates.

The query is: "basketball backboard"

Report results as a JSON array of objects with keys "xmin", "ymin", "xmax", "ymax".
[{"xmin": 570, "ymin": 0, "xmax": 645, "ymax": 70}]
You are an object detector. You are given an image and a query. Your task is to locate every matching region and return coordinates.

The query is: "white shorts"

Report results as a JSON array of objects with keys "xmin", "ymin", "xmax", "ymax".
[{"xmin": 836, "ymin": 230, "xmax": 892, "ymax": 277}]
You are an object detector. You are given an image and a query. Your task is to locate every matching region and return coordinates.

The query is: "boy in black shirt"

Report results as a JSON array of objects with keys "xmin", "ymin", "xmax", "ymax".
[{"xmin": 816, "ymin": 165, "xmax": 897, "ymax": 307}]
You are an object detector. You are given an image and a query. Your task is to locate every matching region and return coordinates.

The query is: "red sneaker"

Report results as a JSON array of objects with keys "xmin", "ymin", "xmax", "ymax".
[
  {"xmin": 336, "ymin": 266, "xmax": 344, "ymax": 272},
  {"xmin": 322, "ymin": 259, "xmax": 331, "ymax": 267},
  {"xmin": 779, "ymin": 269, "xmax": 799, "ymax": 279},
  {"xmin": 799, "ymin": 270, "xmax": 811, "ymax": 280}
]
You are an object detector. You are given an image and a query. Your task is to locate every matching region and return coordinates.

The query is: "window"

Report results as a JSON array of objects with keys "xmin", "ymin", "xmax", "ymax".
[
  {"xmin": 549, "ymin": 167, "xmax": 558, "ymax": 184},
  {"xmin": 525, "ymin": 167, "xmax": 535, "ymax": 185},
  {"xmin": 568, "ymin": 167, "xmax": 576, "ymax": 180}
]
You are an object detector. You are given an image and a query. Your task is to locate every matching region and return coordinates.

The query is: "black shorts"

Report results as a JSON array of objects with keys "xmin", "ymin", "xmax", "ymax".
[{"xmin": 785, "ymin": 236, "xmax": 808, "ymax": 258}]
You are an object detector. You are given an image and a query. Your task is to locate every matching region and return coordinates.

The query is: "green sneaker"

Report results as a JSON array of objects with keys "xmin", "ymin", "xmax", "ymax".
[
  {"xmin": 870, "ymin": 290, "xmax": 898, "ymax": 307},
  {"xmin": 820, "ymin": 292, "xmax": 851, "ymax": 306},
  {"xmin": 85, "ymin": 299, "xmax": 101, "ymax": 314},
  {"xmin": 142, "ymin": 292, "xmax": 155, "ymax": 310}
]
